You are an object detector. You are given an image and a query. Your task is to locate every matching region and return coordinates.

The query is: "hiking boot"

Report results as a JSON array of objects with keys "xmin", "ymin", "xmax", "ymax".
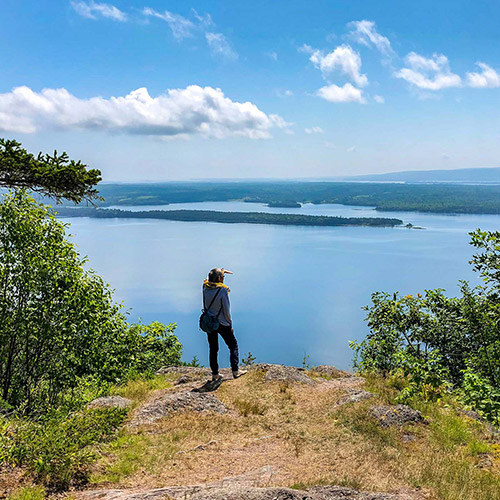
[
  {"xmin": 212, "ymin": 373, "xmax": 223, "ymax": 382},
  {"xmin": 233, "ymin": 369, "xmax": 247, "ymax": 379}
]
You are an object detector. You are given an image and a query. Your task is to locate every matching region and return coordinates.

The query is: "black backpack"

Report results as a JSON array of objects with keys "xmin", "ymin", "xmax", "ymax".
[{"xmin": 199, "ymin": 288, "xmax": 223, "ymax": 333}]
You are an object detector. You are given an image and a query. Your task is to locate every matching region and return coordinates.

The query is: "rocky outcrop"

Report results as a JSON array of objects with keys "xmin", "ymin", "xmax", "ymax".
[
  {"xmin": 336, "ymin": 388, "xmax": 374, "ymax": 407},
  {"xmin": 312, "ymin": 365, "xmax": 351, "ymax": 379},
  {"xmin": 129, "ymin": 391, "xmax": 228, "ymax": 426},
  {"xmin": 260, "ymin": 365, "xmax": 316, "ymax": 385},
  {"xmin": 156, "ymin": 366, "xmax": 211, "ymax": 377},
  {"xmin": 80, "ymin": 484, "xmax": 419, "ymax": 500},
  {"xmin": 370, "ymin": 405, "xmax": 425, "ymax": 428},
  {"xmin": 87, "ymin": 396, "xmax": 133, "ymax": 409}
]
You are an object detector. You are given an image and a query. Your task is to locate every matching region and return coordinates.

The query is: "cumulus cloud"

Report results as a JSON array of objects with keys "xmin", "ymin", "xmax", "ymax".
[
  {"xmin": 305, "ymin": 126, "xmax": 324, "ymax": 134},
  {"xmin": 374, "ymin": 94, "xmax": 385, "ymax": 103},
  {"xmin": 71, "ymin": 0, "xmax": 127, "ymax": 21},
  {"xmin": 0, "ymin": 85, "xmax": 287, "ymax": 139},
  {"xmin": 466, "ymin": 62, "xmax": 500, "ymax": 88},
  {"xmin": 206, "ymin": 32, "xmax": 238, "ymax": 61},
  {"xmin": 347, "ymin": 20, "xmax": 394, "ymax": 58},
  {"xmin": 142, "ymin": 8, "xmax": 195, "ymax": 39},
  {"xmin": 317, "ymin": 83, "xmax": 366, "ymax": 103},
  {"xmin": 303, "ymin": 44, "xmax": 368, "ymax": 87},
  {"xmin": 395, "ymin": 52, "xmax": 461, "ymax": 90}
]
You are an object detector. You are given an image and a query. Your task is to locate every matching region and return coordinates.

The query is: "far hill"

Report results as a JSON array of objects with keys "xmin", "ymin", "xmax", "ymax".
[{"xmin": 345, "ymin": 167, "xmax": 500, "ymax": 184}]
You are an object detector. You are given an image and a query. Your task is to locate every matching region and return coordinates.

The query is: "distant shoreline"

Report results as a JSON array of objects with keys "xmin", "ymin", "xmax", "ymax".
[
  {"xmin": 55, "ymin": 207, "xmax": 403, "ymax": 228},
  {"xmin": 86, "ymin": 181, "xmax": 500, "ymax": 215}
]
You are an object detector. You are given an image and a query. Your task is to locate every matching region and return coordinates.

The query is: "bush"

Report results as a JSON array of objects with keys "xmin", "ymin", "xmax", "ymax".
[
  {"xmin": 0, "ymin": 191, "xmax": 181, "ymax": 414},
  {"xmin": 1, "ymin": 408, "xmax": 127, "ymax": 489},
  {"xmin": 351, "ymin": 230, "xmax": 500, "ymax": 424}
]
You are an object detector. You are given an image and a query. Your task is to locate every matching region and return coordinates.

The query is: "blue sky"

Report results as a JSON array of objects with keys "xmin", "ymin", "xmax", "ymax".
[{"xmin": 1, "ymin": 0, "xmax": 500, "ymax": 181}]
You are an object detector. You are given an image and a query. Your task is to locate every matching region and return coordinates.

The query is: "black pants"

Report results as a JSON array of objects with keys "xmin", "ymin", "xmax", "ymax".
[{"xmin": 207, "ymin": 324, "xmax": 239, "ymax": 374}]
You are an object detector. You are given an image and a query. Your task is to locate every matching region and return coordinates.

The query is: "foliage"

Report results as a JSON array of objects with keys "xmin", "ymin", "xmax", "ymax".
[
  {"xmin": 461, "ymin": 369, "xmax": 500, "ymax": 425},
  {"xmin": 91, "ymin": 181, "xmax": 500, "ymax": 214},
  {"xmin": 180, "ymin": 355, "xmax": 202, "ymax": 367},
  {"xmin": 55, "ymin": 206, "xmax": 403, "ymax": 228},
  {"xmin": 1, "ymin": 407, "xmax": 127, "ymax": 489},
  {"xmin": 7, "ymin": 486, "xmax": 46, "ymax": 500},
  {"xmin": 0, "ymin": 192, "xmax": 181, "ymax": 414},
  {"xmin": 352, "ymin": 229, "xmax": 500, "ymax": 424},
  {"xmin": 241, "ymin": 352, "xmax": 256, "ymax": 366},
  {"xmin": 0, "ymin": 138, "xmax": 101, "ymax": 204}
]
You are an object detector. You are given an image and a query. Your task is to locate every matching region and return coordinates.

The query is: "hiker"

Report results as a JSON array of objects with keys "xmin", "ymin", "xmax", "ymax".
[{"xmin": 202, "ymin": 268, "xmax": 246, "ymax": 381}]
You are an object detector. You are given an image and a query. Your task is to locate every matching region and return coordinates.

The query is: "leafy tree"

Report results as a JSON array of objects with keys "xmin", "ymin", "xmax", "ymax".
[
  {"xmin": 0, "ymin": 191, "xmax": 181, "ymax": 413},
  {"xmin": 351, "ymin": 229, "xmax": 500, "ymax": 424},
  {"xmin": 0, "ymin": 138, "xmax": 101, "ymax": 204}
]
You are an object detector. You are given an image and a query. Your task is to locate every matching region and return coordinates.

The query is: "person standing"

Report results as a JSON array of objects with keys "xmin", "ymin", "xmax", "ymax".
[{"xmin": 202, "ymin": 268, "xmax": 246, "ymax": 381}]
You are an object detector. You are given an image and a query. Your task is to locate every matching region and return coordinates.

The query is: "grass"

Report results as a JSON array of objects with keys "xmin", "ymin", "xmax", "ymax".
[
  {"xmin": 109, "ymin": 375, "xmax": 174, "ymax": 402},
  {"xmin": 7, "ymin": 487, "xmax": 45, "ymax": 500},
  {"xmin": 5, "ymin": 369, "xmax": 500, "ymax": 499}
]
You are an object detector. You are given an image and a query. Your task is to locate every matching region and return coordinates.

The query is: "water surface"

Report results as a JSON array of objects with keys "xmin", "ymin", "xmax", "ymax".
[{"xmin": 61, "ymin": 202, "xmax": 500, "ymax": 370}]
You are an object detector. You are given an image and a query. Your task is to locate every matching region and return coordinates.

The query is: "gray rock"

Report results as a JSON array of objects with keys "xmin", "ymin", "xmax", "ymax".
[
  {"xmin": 263, "ymin": 365, "xmax": 316, "ymax": 385},
  {"xmin": 130, "ymin": 391, "xmax": 228, "ymax": 426},
  {"xmin": 87, "ymin": 396, "xmax": 133, "ymax": 409},
  {"xmin": 156, "ymin": 366, "xmax": 211, "ymax": 377},
  {"xmin": 175, "ymin": 375, "xmax": 193, "ymax": 385},
  {"xmin": 370, "ymin": 404, "xmax": 425, "ymax": 428},
  {"xmin": 336, "ymin": 388, "xmax": 374, "ymax": 406},
  {"xmin": 312, "ymin": 365, "xmax": 351, "ymax": 379},
  {"xmin": 80, "ymin": 485, "xmax": 416, "ymax": 500}
]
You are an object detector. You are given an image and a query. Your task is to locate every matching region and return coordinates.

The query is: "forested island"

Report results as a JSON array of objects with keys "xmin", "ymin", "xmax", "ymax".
[
  {"xmin": 89, "ymin": 181, "xmax": 500, "ymax": 214},
  {"xmin": 55, "ymin": 206, "xmax": 403, "ymax": 227}
]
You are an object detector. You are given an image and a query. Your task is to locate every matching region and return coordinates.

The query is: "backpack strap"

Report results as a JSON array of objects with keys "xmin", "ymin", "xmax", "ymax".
[{"xmin": 203, "ymin": 287, "xmax": 222, "ymax": 313}]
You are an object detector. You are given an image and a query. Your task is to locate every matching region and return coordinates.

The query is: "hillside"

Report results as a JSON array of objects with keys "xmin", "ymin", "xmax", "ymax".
[
  {"xmin": 344, "ymin": 167, "xmax": 500, "ymax": 184},
  {"xmin": 7, "ymin": 364, "xmax": 496, "ymax": 500}
]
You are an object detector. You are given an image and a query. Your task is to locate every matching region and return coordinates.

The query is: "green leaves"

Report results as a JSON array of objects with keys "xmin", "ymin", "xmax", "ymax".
[
  {"xmin": 352, "ymin": 230, "xmax": 500, "ymax": 424},
  {"xmin": 0, "ymin": 192, "xmax": 182, "ymax": 414},
  {"xmin": 0, "ymin": 138, "xmax": 101, "ymax": 204}
]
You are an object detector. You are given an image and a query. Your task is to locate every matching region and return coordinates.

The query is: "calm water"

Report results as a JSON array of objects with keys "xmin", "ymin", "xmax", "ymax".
[{"xmin": 60, "ymin": 202, "xmax": 500, "ymax": 370}]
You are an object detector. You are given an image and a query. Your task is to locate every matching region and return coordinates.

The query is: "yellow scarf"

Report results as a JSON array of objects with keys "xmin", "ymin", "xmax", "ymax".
[{"xmin": 203, "ymin": 279, "xmax": 230, "ymax": 293}]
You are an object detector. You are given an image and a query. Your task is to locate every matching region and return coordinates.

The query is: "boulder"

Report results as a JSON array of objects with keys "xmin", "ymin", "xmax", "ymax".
[
  {"xmin": 312, "ymin": 365, "xmax": 351, "ymax": 379},
  {"xmin": 370, "ymin": 404, "xmax": 425, "ymax": 428},
  {"xmin": 336, "ymin": 388, "xmax": 374, "ymax": 406},
  {"xmin": 130, "ymin": 391, "xmax": 228, "ymax": 426},
  {"xmin": 263, "ymin": 365, "xmax": 316, "ymax": 385}
]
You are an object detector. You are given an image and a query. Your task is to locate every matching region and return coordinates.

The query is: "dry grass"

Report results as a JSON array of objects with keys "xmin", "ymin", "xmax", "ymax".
[{"xmin": 87, "ymin": 369, "xmax": 500, "ymax": 500}]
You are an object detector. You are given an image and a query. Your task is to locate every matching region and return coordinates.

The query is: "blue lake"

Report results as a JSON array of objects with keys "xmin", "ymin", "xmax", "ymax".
[{"xmin": 60, "ymin": 202, "xmax": 500, "ymax": 371}]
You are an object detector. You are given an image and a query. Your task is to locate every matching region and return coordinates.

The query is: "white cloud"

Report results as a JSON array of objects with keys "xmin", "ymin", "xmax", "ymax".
[
  {"xmin": 395, "ymin": 52, "xmax": 461, "ymax": 90},
  {"xmin": 0, "ymin": 85, "xmax": 287, "ymax": 139},
  {"xmin": 191, "ymin": 9, "xmax": 214, "ymax": 28},
  {"xmin": 276, "ymin": 89, "xmax": 293, "ymax": 98},
  {"xmin": 305, "ymin": 126, "xmax": 324, "ymax": 134},
  {"xmin": 347, "ymin": 20, "xmax": 394, "ymax": 58},
  {"xmin": 303, "ymin": 44, "xmax": 368, "ymax": 87},
  {"xmin": 374, "ymin": 94, "xmax": 385, "ymax": 103},
  {"xmin": 266, "ymin": 51, "xmax": 278, "ymax": 61},
  {"xmin": 205, "ymin": 32, "xmax": 238, "ymax": 61},
  {"xmin": 71, "ymin": 0, "xmax": 127, "ymax": 21},
  {"xmin": 347, "ymin": 146, "xmax": 356, "ymax": 152},
  {"xmin": 142, "ymin": 8, "xmax": 195, "ymax": 40},
  {"xmin": 317, "ymin": 83, "xmax": 366, "ymax": 103},
  {"xmin": 466, "ymin": 62, "xmax": 500, "ymax": 88},
  {"xmin": 324, "ymin": 141, "xmax": 336, "ymax": 149}
]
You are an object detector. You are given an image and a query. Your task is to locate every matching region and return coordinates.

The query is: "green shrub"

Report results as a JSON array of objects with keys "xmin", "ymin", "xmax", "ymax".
[
  {"xmin": 351, "ymin": 229, "xmax": 500, "ymax": 425},
  {"xmin": 0, "ymin": 192, "xmax": 181, "ymax": 414},
  {"xmin": 1, "ymin": 408, "xmax": 127, "ymax": 489},
  {"xmin": 7, "ymin": 486, "xmax": 46, "ymax": 500}
]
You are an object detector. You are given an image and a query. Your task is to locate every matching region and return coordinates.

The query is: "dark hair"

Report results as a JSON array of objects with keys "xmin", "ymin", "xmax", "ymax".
[{"xmin": 208, "ymin": 268, "xmax": 224, "ymax": 283}]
